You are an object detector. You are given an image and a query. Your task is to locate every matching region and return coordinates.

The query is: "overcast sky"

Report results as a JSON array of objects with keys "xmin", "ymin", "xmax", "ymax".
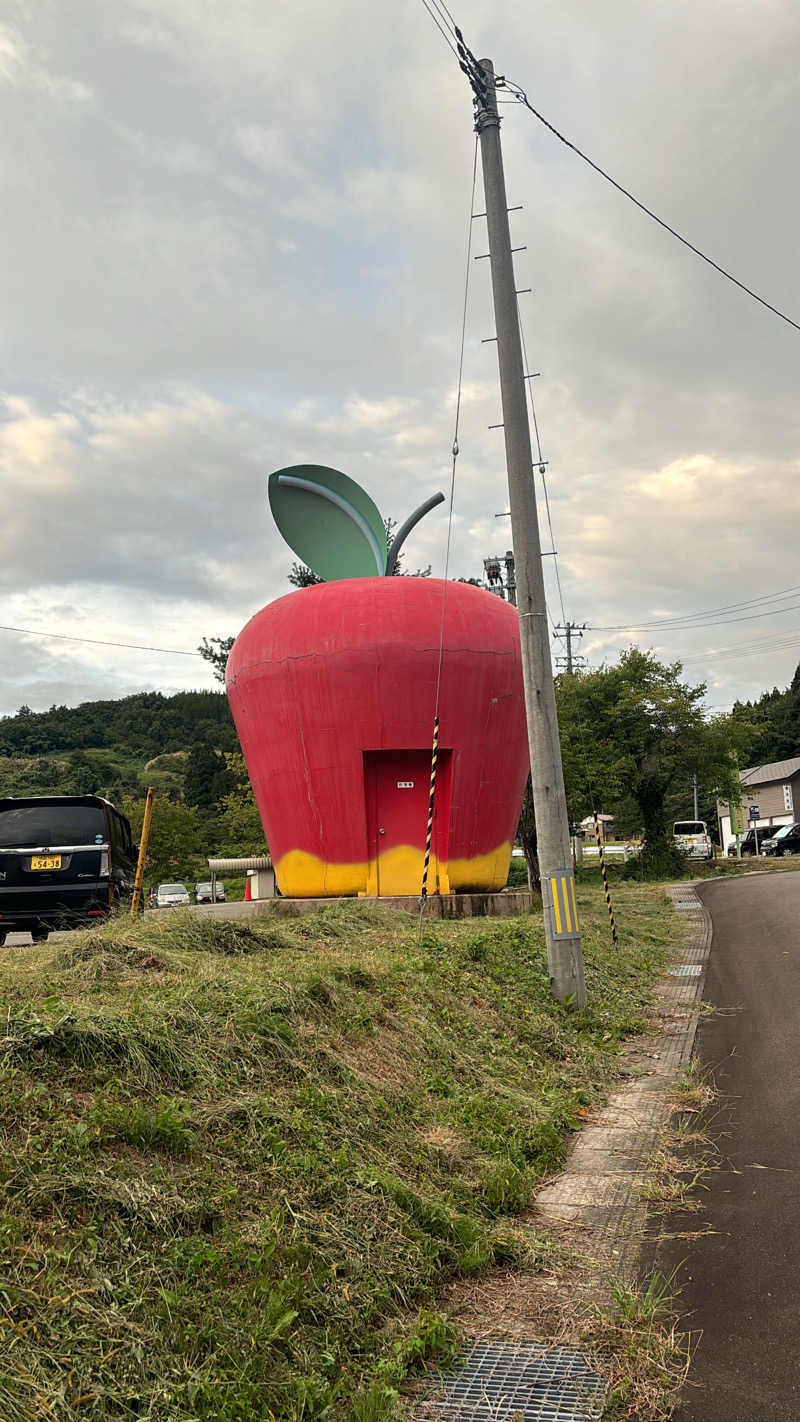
[{"xmin": 2, "ymin": 0, "xmax": 799, "ymax": 721}]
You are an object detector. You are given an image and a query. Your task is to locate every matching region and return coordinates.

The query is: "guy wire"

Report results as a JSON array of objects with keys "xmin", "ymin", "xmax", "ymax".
[
  {"xmin": 418, "ymin": 133, "xmax": 479, "ymax": 944},
  {"xmin": 516, "ymin": 296, "xmax": 614, "ymax": 935}
]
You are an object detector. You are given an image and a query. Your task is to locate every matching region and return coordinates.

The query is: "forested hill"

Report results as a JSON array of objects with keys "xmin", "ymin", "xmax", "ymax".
[
  {"xmin": 729, "ymin": 665, "xmax": 800, "ymax": 767},
  {"xmin": 0, "ymin": 691, "xmax": 237, "ymax": 802}
]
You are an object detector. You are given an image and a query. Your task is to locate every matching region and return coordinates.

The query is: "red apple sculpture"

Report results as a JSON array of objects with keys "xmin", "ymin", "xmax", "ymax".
[{"xmin": 226, "ymin": 575, "xmax": 530, "ymax": 898}]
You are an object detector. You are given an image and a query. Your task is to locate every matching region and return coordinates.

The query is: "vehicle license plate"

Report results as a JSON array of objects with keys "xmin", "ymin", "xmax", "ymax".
[{"xmin": 30, "ymin": 855, "xmax": 61, "ymax": 870}]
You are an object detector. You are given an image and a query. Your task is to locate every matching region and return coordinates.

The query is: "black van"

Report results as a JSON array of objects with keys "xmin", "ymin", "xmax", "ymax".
[{"xmin": 0, "ymin": 795, "xmax": 137, "ymax": 943}]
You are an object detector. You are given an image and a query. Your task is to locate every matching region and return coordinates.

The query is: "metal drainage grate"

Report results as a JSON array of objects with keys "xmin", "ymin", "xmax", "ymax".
[
  {"xmin": 667, "ymin": 963, "xmax": 702, "ymax": 977},
  {"xmin": 419, "ymin": 1339, "xmax": 607, "ymax": 1421},
  {"xmin": 674, "ymin": 900, "xmax": 700, "ymax": 910}
]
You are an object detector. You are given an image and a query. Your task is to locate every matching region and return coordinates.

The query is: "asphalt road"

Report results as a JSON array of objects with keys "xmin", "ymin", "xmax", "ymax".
[{"xmin": 657, "ymin": 871, "xmax": 800, "ymax": 1420}]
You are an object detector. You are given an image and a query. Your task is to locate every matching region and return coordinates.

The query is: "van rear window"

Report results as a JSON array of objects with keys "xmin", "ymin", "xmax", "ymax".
[
  {"xmin": 674, "ymin": 822, "xmax": 706, "ymax": 836},
  {"xmin": 0, "ymin": 806, "xmax": 107, "ymax": 848}
]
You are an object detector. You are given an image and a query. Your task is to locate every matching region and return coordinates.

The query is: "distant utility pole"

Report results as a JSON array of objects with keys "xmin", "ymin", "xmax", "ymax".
[
  {"xmin": 475, "ymin": 59, "xmax": 586, "ymax": 1006},
  {"xmin": 693, "ymin": 773, "xmax": 699, "ymax": 821},
  {"xmin": 554, "ymin": 622, "xmax": 587, "ymax": 675}
]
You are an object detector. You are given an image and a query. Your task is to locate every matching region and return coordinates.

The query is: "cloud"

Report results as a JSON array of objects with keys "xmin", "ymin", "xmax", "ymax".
[
  {"xmin": 1, "ymin": 0, "xmax": 799, "ymax": 718},
  {"xmin": 0, "ymin": 19, "xmax": 94, "ymax": 104}
]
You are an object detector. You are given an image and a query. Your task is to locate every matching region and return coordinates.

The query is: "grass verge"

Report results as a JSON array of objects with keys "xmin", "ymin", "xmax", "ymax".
[{"xmin": 0, "ymin": 881, "xmax": 679, "ymax": 1419}]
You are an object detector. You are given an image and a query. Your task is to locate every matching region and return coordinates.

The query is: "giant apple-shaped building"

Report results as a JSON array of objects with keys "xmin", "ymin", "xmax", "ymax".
[{"xmin": 226, "ymin": 576, "xmax": 530, "ymax": 898}]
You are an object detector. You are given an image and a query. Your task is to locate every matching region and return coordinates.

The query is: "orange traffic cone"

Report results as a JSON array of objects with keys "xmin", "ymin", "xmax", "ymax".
[{"xmin": 244, "ymin": 875, "xmax": 252, "ymax": 901}]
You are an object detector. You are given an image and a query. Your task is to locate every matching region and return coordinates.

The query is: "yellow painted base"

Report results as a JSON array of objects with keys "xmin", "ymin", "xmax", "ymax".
[{"xmin": 275, "ymin": 843, "xmax": 513, "ymax": 898}]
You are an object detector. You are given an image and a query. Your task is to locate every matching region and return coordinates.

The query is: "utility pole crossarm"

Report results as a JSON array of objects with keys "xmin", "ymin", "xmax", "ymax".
[{"xmin": 475, "ymin": 59, "xmax": 587, "ymax": 1006}]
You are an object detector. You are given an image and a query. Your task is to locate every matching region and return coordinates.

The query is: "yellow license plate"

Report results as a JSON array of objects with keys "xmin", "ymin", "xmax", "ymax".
[{"xmin": 30, "ymin": 855, "xmax": 61, "ymax": 871}]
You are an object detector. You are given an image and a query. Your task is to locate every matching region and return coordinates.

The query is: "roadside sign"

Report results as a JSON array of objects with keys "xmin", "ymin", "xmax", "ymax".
[
  {"xmin": 730, "ymin": 803, "xmax": 745, "ymax": 835},
  {"xmin": 749, "ymin": 805, "xmax": 760, "ymax": 822}
]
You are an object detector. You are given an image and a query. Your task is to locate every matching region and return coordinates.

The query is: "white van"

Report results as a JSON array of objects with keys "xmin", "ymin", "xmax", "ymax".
[{"xmin": 673, "ymin": 820, "xmax": 713, "ymax": 861}]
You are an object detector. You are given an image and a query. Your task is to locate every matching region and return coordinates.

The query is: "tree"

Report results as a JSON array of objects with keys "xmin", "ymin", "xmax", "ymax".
[
  {"xmin": 123, "ymin": 796, "xmax": 207, "ymax": 884},
  {"xmin": 516, "ymin": 774, "xmax": 538, "ymax": 890},
  {"xmin": 288, "ymin": 562, "xmax": 323, "ymax": 588},
  {"xmin": 728, "ymin": 662, "xmax": 800, "ymax": 767},
  {"xmin": 184, "ymin": 741, "xmax": 234, "ymax": 811},
  {"xmin": 63, "ymin": 750, "xmax": 97, "ymax": 796},
  {"xmin": 555, "ymin": 649, "xmax": 744, "ymax": 867},
  {"xmin": 216, "ymin": 753, "xmax": 267, "ymax": 857},
  {"xmin": 198, "ymin": 636, "xmax": 235, "ymax": 685}
]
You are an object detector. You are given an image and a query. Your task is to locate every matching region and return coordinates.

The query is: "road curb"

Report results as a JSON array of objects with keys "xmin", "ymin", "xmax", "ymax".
[{"xmin": 532, "ymin": 883, "xmax": 712, "ymax": 1283}]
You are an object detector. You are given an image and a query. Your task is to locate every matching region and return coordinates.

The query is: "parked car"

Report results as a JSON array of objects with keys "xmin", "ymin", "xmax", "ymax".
[
  {"xmin": 0, "ymin": 794, "xmax": 137, "ymax": 944},
  {"xmin": 673, "ymin": 820, "xmax": 713, "ymax": 861},
  {"xmin": 154, "ymin": 882, "xmax": 191, "ymax": 908},
  {"xmin": 727, "ymin": 828, "xmax": 773, "ymax": 858},
  {"xmin": 762, "ymin": 823, "xmax": 800, "ymax": 857},
  {"xmin": 194, "ymin": 881, "xmax": 225, "ymax": 903}
]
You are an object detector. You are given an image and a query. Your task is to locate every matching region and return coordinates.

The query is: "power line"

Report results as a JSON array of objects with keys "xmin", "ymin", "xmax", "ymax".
[
  {"xmin": 589, "ymin": 584, "xmax": 800, "ymax": 632},
  {"xmin": 418, "ymin": 1, "xmax": 800, "ymax": 335},
  {"xmin": 591, "ymin": 599, "xmax": 800, "ymax": 636},
  {"xmin": 0, "ymin": 623, "xmax": 202, "ymax": 657},
  {"xmin": 689, "ymin": 641, "xmax": 800, "ymax": 667},
  {"xmin": 516, "ymin": 300, "xmax": 568, "ymax": 630},
  {"xmin": 417, "ymin": 0, "xmax": 460, "ymax": 60},
  {"xmin": 498, "ymin": 75, "xmax": 800, "ymax": 336}
]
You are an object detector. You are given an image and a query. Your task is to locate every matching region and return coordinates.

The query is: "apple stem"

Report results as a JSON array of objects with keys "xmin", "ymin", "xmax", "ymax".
[{"xmin": 385, "ymin": 492, "xmax": 446, "ymax": 575}]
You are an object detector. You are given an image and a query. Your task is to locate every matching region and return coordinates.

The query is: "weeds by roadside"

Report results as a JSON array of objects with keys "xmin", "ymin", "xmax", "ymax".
[
  {"xmin": 590, "ymin": 1271, "xmax": 692, "ymax": 1421},
  {"xmin": 639, "ymin": 1061, "xmax": 721, "ymax": 1214},
  {"xmin": 0, "ymin": 884, "xmax": 679, "ymax": 1419}
]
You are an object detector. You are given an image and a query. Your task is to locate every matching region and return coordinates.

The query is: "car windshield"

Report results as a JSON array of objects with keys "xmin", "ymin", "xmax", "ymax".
[
  {"xmin": 196, "ymin": 883, "xmax": 212, "ymax": 892},
  {"xmin": 0, "ymin": 805, "xmax": 106, "ymax": 848},
  {"xmin": 674, "ymin": 822, "xmax": 705, "ymax": 836},
  {"xmin": 767, "ymin": 825, "xmax": 792, "ymax": 839},
  {"xmin": 160, "ymin": 884, "xmax": 187, "ymax": 894}
]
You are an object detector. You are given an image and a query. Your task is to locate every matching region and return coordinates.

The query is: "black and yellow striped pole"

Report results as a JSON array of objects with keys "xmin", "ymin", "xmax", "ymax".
[
  {"xmin": 593, "ymin": 810, "xmax": 618, "ymax": 946},
  {"xmin": 420, "ymin": 715, "xmax": 440, "ymax": 902},
  {"xmin": 417, "ymin": 716, "xmax": 440, "ymax": 943}
]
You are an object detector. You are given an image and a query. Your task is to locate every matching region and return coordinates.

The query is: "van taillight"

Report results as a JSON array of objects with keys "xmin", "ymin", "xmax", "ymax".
[{"xmin": 99, "ymin": 851, "xmax": 110, "ymax": 876}]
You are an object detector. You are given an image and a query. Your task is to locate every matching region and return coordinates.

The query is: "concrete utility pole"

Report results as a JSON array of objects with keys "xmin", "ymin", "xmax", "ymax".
[
  {"xmin": 475, "ymin": 60, "xmax": 586, "ymax": 1006},
  {"xmin": 693, "ymin": 773, "xmax": 699, "ymax": 821},
  {"xmin": 554, "ymin": 622, "xmax": 587, "ymax": 675}
]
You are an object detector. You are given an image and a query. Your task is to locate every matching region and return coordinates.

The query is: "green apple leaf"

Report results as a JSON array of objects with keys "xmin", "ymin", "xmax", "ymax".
[{"xmin": 268, "ymin": 465, "xmax": 387, "ymax": 581}]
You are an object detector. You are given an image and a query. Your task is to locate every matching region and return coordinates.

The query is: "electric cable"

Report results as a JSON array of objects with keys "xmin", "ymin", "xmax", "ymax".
[
  {"xmin": 418, "ymin": 0, "xmax": 800, "ymax": 335},
  {"xmin": 433, "ymin": 131, "xmax": 479, "ymax": 717},
  {"xmin": 511, "ymin": 260, "xmax": 604, "ymax": 890},
  {"xmin": 593, "ymin": 600, "xmax": 800, "ymax": 636},
  {"xmin": 516, "ymin": 300, "xmax": 568, "ymax": 632},
  {"xmin": 0, "ymin": 623, "xmax": 202, "ymax": 657},
  {"xmin": 590, "ymin": 584, "xmax": 800, "ymax": 632},
  {"xmin": 418, "ymin": 134, "xmax": 479, "ymax": 938},
  {"xmin": 498, "ymin": 75, "xmax": 800, "ymax": 336},
  {"xmin": 417, "ymin": 0, "xmax": 460, "ymax": 60}
]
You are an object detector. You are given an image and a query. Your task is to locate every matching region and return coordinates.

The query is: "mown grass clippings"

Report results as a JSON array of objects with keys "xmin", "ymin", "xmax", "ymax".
[
  {"xmin": 639, "ymin": 1060, "xmax": 721, "ymax": 1213},
  {"xmin": 0, "ymin": 881, "xmax": 680, "ymax": 1419}
]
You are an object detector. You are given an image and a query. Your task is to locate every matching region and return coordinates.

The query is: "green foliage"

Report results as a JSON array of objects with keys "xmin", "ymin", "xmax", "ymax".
[
  {"xmin": 197, "ymin": 636, "xmax": 236, "ymax": 685},
  {"xmin": 557, "ymin": 649, "xmax": 745, "ymax": 851},
  {"xmin": 184, "ymin": 741, "xmax": 234, "ymax": 811},
  {"xmin": 0, "ymin": 691, "xmax": 239, "ymax": 808},
  {"xmin": 0, "ymin": 882, "xmax": 677, "ymax": 1418},
  {"xmin": 288, "ymin": 560, "xmax": 323, "ymax": 587},
  {"xmin": 728, "ymin": 661, "xmax": 800, "ymax": 766},
  {"xmin": 516, "ymin": 775, "xmax": 538, "ymax": 887},
  {"xmin": 124, "ymin": 796, "xmax": 206, "ymax": 884},
  {"xmin": 216, "ymin": 753, "xmax": 267, "ymax": 857}
]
